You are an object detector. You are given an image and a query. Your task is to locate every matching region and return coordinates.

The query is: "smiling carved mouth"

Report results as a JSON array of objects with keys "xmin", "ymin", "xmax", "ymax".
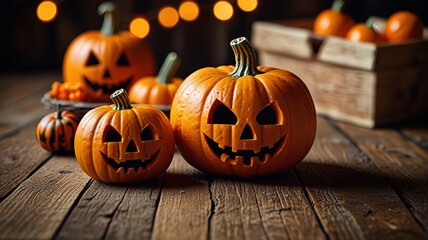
[
  {"xmin": 204, "ymin": 134, "xmax": 285, "ymax": 167},
  {"xmin": 100, "ymin": 150, "xmax": 159, "ymax": 173},
  {"xmin": 84, "ymin": 76, "xmax": 133, "ymax": 94}
]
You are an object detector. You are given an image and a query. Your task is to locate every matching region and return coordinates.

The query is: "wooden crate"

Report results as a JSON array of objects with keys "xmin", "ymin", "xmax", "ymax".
[{"xmin": 252, "ymin": 19, "xmax": 428, "ymax": 128}]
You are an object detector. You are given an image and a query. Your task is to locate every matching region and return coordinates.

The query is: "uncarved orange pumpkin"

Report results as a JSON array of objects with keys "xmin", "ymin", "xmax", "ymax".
[
  {"xmin": 63, "ymin": 2, "xmax": 155, "ymax": 102},
  {"xmin": 313, "ymin": 0, "xmax": 355, "ymax": 37},
  {"xmin": 36, "ymin": 107, "xmax": 79, "ymax": 154},
  {"xmin": 129, "ymin": 52, "xmax": 183, "ymax": 105},
  {"xmin": 346, "ymin": 18, "xmax": 386, "ymax": 43},
  {"xmin": 170, "ymin": 37, "xmax": 317, "ymax": 178},
  {"xmin": 74, "ymin": 89, "xmax": 175, "ymax": 183},
  {"xmin": 384, "ymin": 11, "xmax": 424, "ymax": 43}
]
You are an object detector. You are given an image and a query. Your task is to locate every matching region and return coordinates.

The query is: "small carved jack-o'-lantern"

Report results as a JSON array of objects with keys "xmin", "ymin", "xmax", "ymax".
[
  {"xmin": 74, "ymin": 89, "xmax": 175, "ymax": 183},
  {"xmin": 63, "ymin": 2, "xmax": 155, "ymax": 102},
  {"xmin": 170, "ymin": 37, "xmax": 317, "ymax": 178}
]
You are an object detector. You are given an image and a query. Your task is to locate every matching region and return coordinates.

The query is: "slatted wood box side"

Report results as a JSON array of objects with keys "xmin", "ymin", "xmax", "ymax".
[{"xmin": 252, "ymin": 19, "xmax": 428, "ymax": 128}]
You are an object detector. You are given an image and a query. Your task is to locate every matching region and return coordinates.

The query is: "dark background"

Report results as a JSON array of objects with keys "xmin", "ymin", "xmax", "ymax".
[{"xmin": 1, "ymin": 0, "xmax": 427, "ymax": 78}]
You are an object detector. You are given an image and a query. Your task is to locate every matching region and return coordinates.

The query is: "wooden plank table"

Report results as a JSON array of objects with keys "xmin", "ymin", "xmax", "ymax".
[{"xmin": 0, "ymin": 72, "xmax": 427, "ymax": 239}]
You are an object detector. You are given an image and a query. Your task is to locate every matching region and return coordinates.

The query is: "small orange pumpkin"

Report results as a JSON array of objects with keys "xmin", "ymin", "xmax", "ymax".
[
  {"xmin": 129, "ymin": 52, "xmax": 183, "ymax": 105},
  {"xmin": 313, "ymin": 0, "xmax": 355, "ymax": 37},
  {"xmin": 170, "ymin": 37, "xmax": 317, "ymax": 178},
  {"xmin": 74, "ymin": 89, "xmax": 175, "ymax": 183},
  {"xmin": 384, "ymin": 11, "xmax": 424, "ymax": 43},
  {"xmin": 36, "ymin": 107, "xmax": 79, "ymax": 154},
  {"xmin": 346, "ymin": 17, "xmax": 386, "ymax": 43},
  {"xmin": 63, "ymin": 2, "xmax": 155, "ymax": 102}
]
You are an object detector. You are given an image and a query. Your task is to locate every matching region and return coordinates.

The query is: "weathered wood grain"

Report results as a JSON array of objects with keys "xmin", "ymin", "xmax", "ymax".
[
  {"xmin": 0, "ymin": 90, "xmax": 50, "ymax": 137},
  {"xmin": 0, "ymin": 122, "xmax": 51, "ymax": 200},
  {"xmin": 336, "ymin": 121, "xmax": 428, "ymax": 233},
  {"xmin": 0, "ymin": 72, "xmax": 56, "ymax": 108},
  {"xmin": 297, "ymin": 118, "xmax": 427, "ymax": 239},
  {"xmin": 151, "ymin": 153, "xmax": 212, "ymax": 240},
  {"xmin": 0, "ymin": 155, "xmax": 91, "ymax": 239},
  {"xmin": 103, "ymin": 179, "xmax": 163, "ymax": 240},
  {"xmin": 400, "ymin": 123, "xmax": 428, "ymax": 151},
  {"xmin": 210, "ymin": 173, "xmax": 326, "ymax": 240},
  {"xmin": 56, "ymin": 177, "xmax": 163, "ymax": 240}
]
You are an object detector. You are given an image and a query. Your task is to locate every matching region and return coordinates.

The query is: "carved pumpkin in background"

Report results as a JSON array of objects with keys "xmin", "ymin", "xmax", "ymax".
[
  {"xmin": 63, "ymin": 2, "xmax": 155, "ymax": 102},
  {"xmin": 170, "ymin": 37, "xmax": 317, "ymax": 178},
  {"xmin": 36, "ymin": 107, "xmax": 79, "ymax": 154},
  {"xmin": 74, "ymin": 89, "xmax": 175, "ymax": 183}
]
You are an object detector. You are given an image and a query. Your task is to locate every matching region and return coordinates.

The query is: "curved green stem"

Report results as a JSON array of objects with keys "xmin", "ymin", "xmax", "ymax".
[
  {"xmin": 98, "ymin": 2, "xmax": 119, "ymax": 36},
  {"xmin": 228, "ymin": 37, "xmax": 262, "ymax": 78},
  {"xmin": 366, "ymin": 17, "xmax": 375, "ymax": 29},
  {"xmin": 331, "ymin": 0, "xmax": 345, "ymax": 13},
  {"xmin": 156, "ymin": 52, "xmax": 181, "ymax": 84},
  {"xmin": 111, "ymin": 89, "xmax": 132, "ymax": 110}
]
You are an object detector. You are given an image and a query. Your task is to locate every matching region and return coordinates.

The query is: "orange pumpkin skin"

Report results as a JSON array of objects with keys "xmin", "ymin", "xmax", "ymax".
[
  {"xmin": 129, "ymin": 52, "xmax": 183, "ymax": 105},
  {"xmin": 74, "ymin": 89, "xmax": 175, "ymax": 183},
  {"xmin": 313, "ymin": 0, "xmax": 354, "ymax": 37},
  {"xmin": 346, "ymin": 21, "xmax": 385, "ymax": 43},
  {"xmin": 63, "ymin": 3, "xmax": 155, "ymax": 102},
  {"xmin": 36, "ymin": 110, "xmax": 79, "ymax": 154},
  {"xmin": 170, "ymin": 37, "xmax": 317, "ymax": 178},
  {"xmin": 128, "ymin": 77, "xmax": 183, "ymax": 105},
  {"xmin": 384, "ymin": 11, "xmax": 424, "ymax": 43}
]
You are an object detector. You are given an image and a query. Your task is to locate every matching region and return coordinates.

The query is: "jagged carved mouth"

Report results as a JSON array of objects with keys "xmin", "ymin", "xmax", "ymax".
[
  {"xmin": 100, "ymin": 151, "xmax": 158, "ymax": 173},
  {"xmin": 203, "ymin": 134, "xmax": 285, "ymax": 167},
  {"xmin": 84, "ymin": 76, "xmax": 132, "ymax": 94}
]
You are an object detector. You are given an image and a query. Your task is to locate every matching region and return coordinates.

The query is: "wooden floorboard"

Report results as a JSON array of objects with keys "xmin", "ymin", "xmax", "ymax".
[
  {"xmin": 296, "ymin": 118, "xmax": 427, "ymax": 239},
  {"xmin": 0, "ymin": 122, "xmax": 52, "ymax": 200},
  {"xmin": 151, "ymin": 153, "xmax": 212, "ymax": 240},
  {"xmin": 336, "ymin": 121, "xmax": 428, "ymax": 234},
  {"xmin": 0, "ymin": 155, "xmax": 91, "ymax": 239}
]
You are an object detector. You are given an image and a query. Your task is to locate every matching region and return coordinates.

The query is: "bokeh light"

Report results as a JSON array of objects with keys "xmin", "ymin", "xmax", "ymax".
[
  {"xmin": 129, "ymin": 17, "xmax": 150, "ymax": 39},
  {"xmin": 37, "ymin": 1, "xmax": 57, "ymax": 23},
  {"xmin": 213, "ymin": 1, "xmax": 234, "ymax": 21},
  {"xmin": 158, "ymin": 6, "xmax": 179, "ymax": 28},
  {"xmin": 179, "ymin": 1, "xmax": 200, "ymax": 22},
  {"xmin": 237, "ymin": 0, "xmax": 258, "ymax": 12}
]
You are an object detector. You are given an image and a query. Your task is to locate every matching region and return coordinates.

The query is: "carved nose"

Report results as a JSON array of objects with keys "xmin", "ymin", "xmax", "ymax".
[
  {"xmin": 103, "ymin": 69, "xmax": 111, "ymax": 79},
  {"xmin": 126, "ymin": 140, "xmax": 138, "ymax": 152},
  {"xmin": 240, "ymin": 124, "xmax": 254, "ymax": 140}
]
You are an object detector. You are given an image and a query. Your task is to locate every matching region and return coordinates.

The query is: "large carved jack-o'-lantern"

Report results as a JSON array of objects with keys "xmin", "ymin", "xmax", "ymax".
[
  {"xmin": 170, "ymin": 37, "xmax": 317, "ymax": 178},
  {"xmin": 63, "ymin": 2, "xmax": 155, "ymax": 102},
  {"xmin": 74, "ymin": 89, "xmax": 175, "ymax": 183}
]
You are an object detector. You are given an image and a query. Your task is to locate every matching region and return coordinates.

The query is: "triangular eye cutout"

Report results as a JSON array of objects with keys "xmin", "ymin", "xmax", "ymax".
[
  {"xmin": 86, "ymin": 51, "xmax": 100, "ymax": 66},
  {"xmin": 104, "ymin": 125, "xmax": 122, "ymax": 142},
  {"xmin": 256, "ymin": 102, "xmax": 278, "ymax": 125},
  {"xmin": 208, "ymin": 99, "xmax": 237, "ymax": 125},
  {"xmin": 140, "ymin": 126, "xmax": 153, "ymax": 141},
  {"xmin": 117, "ymin": 52, "xmax": 130, "ymax": 66}
]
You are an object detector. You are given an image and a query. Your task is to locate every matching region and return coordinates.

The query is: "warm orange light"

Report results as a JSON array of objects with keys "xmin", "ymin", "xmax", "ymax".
[
  {"xmin": 158, "ymin": 6, "xmax": 179, "ymax": 28},
  {"xmin": 237, "ymin": 0, "xmax": 258, "ymax": 12},
  {"xmin": 129, "ymin": 17, "xmax": 150, "ymax": 39},
  {"xmin": 179, "ymin": 1, "xmax": 200, "ymax": 21},
  {"xmin": 213, "ymin": 1, "xmax": 234, "ymax": 21},
  {"xmin": 37, "ymin": 1, "xmax": 57, "ymax": 23}
]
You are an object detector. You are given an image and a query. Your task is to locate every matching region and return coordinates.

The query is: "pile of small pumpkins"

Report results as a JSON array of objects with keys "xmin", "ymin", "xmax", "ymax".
[
  {"xmin": 37, "ymin": 2, "xmax": 318, "ymax": 183},
  {"xmin": 313, "ymin": 0, "xmax": 425, "ymax": 44}
]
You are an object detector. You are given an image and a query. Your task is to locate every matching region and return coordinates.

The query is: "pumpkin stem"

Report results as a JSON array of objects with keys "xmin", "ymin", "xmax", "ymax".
[
  {"xmin": 156, "ymin": 52, "xmax": 181, "ymax": 84},
  {"xmin": 111, "ymin": 89, "xmax": 132, "ymax": 110},
  {"xmin": 366, "ymin": 17, "xmax": 375, "ymax": 29},
  {"xmin": 56, "ymin": 104, "xmax": 62, "ymax": 119},
  {"xmin": 229, "ymin": 37, "xmax": 262, "ymax": 78},
  {"xmin": 331, "ymin": 0, "xmax": 345, "ymax": 13},
  {"xmin": 98, "ymin": 2, "xmax": 119, "ymax": 36}
]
